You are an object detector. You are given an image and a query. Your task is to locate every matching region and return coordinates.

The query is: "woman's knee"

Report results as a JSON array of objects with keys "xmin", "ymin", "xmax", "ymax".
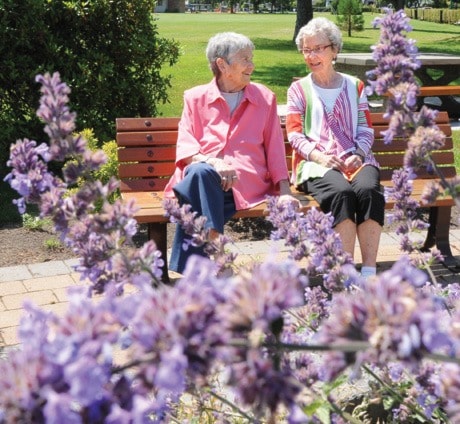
[
  {"xmin": 333, "ymin": 186, "xmax": 356, "ymax": 203},
  {"xmin": 185, "ymin": 162, "xmax": 218, "ymax": 180}
]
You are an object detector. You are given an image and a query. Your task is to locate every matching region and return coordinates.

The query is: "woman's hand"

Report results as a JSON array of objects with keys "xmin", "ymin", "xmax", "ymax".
[
  {"xmin": 344, "ymin": 154, "xmax": 363, "ymax": 174},
  {"xmin": 311, "ymin": 150, "xmax": 345, "ymax": 171},
  {"xmin": 277, "ymin": 180, "xmax": 301, "ymax": 209},
  {"xmin": 208, "ymin": 157, "xmax": 238, "ymax": 191},
  {"xmin": 277, "ymin": 194, "xmax": 301, "ymax": 209}
]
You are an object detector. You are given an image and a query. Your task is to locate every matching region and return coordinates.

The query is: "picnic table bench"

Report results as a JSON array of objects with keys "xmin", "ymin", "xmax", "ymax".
[
  {"xmin": 335, "ymin": 52, "xmax": 460, "ymax": 117},
  {"xmin": 116, "ymin": 111, "xmax": 458, "ymax": 281},
  {"xmin": 375, "ymin": 85, "xmax": 460, "ymax": 113}
]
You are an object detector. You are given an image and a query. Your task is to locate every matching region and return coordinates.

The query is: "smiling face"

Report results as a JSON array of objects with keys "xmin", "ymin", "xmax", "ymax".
[
  {"xmin": 300, "ymin": 35, "xmax": 336, "ymax": 75},
  {"xmin": 216, "ymin": 47, "xmax": 254, "ymax": 92}
]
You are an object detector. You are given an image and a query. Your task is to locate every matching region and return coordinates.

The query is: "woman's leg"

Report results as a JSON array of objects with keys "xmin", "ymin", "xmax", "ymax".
[
  {"xmin": 302, "ymin": 170, "xmax": 357, "ymax": 258},
  {"xmin": 351, "ymin": 166, "xmax": 385, "ymax": 270},
  {"xmin": 356, "ymin": 220, "xmax": 382, "ymax": 268},
  {"xmin": 335, "ymin": 219, "xmax": 357, "ymax": 259},
  {"xmin": 169, "ymin": 163, "xmax": 236, "ymax": 273}
]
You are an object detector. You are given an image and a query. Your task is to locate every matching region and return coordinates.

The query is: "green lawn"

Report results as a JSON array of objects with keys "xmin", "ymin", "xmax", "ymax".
[
  {"xmin": 155, "ymin": 12, "xmax": 460, "ymax": 116},
  {"xmin": 454, "ymin": 131, "xmax": 460, "ymax": 171},
  {"xmin": 2, "ymin": 12, "xmax": 459, "ymax": 227}
]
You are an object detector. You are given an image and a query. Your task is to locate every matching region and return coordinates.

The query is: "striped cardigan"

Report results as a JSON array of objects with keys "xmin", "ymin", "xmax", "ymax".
[{"xmin": 286, "ymin": 73, "xmax": 378, "ymax": 185}]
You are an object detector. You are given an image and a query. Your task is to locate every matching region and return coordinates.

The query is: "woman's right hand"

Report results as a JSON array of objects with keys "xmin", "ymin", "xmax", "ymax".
[
  {"xmin": 207, "ymin": 157, "xmax": 238, "ymax": 191},
  {"xmin": 311, "ymin": 151, "xmax": 345, "ymax": 171}
]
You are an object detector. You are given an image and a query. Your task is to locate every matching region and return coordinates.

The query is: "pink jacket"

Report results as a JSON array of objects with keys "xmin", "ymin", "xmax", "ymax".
[{"xmin": 164, "ymin": 78, "xmax": 289, "ymax": 210}]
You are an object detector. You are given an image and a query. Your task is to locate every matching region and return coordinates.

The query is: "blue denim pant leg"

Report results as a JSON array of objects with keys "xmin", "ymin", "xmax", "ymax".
[{"xmin": 169, "ymin": 162, "xmax": 237, "ymax": 274}]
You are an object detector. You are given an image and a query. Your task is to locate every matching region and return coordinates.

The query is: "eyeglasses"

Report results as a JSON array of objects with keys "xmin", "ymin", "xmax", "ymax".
[{"xmin": 300, "ymin": 44, "xmax": 333, "ymax": 55}]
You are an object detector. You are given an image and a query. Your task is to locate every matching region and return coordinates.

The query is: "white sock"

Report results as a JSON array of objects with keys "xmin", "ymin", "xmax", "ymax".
[{"xmin": 361, "ymin": 266, "xmax": 376, "ymax": 278}]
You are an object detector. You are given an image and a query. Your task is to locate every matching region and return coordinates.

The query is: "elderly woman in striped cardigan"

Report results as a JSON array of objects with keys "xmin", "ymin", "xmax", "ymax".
[{"xmin": 286, "ymin": 17, "xmax": 385, "ymax": 279}]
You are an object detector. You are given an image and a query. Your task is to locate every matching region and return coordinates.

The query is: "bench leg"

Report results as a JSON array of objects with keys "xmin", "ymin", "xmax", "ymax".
[
  {"xmin": 147, "ymin": 222, "xmax": 171, "ymax": 284},
  {"xmin": 422, "ymin": 206, "xmax": 460, "ymax": 272}
]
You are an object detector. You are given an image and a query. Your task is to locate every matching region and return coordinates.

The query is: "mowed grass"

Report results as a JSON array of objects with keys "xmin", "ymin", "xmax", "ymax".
[
  {"xmin": 155, "ymin": 11, "xmax": 460, "ymax": 116},
  {"xmin": 155, "ymin": 12, "xmax": 460, "ymax": 171}
]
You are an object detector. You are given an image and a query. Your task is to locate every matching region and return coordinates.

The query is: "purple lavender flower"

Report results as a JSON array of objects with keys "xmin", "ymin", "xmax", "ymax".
[
  {"xmin": 315, "ymin": 257, "xmax": 454, "ymax": 381},
  {"xmin": 367, "ymin": 9, "xmax": 421, "ymax": 147},
  {"xmin": 163, "ymin": 198, "xmax": 236, "ymax": 275},
  {"xmin": 5, "ymin": 72, "xmax": 167, "ymax": 290},
  {"xmin": 440, "ymin": 363, "xmax": 460, "ymax": 422},
  {"xmin": 4, "ymin": 139, "xmax": 63, "ymax": 213},
  {"xmin": 228, "ymin": 349, "xmax": 303, "ymax": 416},
  {"xmin": 35, "ymin": 73, "xmax": 79, "ymax": 161},
  {"xmin": 369, "ymin": 9, "xmax": 460, "ymax": 227},
  {"xmin": 405, "ymin": 125, "xmax": 446, "ymax": 171},
  {"xmin": 266, "ymin": 197, "xmax": 357, "ymax": 292},
  {"xmin": 385, "ymin": 167, "xmax": 444, "ymax": 267},
  {"xmin": 219, "ymin": 257, "xmax": 306, "ymax": 335}
]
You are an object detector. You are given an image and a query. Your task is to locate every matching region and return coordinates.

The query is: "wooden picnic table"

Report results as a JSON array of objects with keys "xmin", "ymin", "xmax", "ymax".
[{"xmin": 335, "ymin": 52, "xmax": 460, "ymax": 117}]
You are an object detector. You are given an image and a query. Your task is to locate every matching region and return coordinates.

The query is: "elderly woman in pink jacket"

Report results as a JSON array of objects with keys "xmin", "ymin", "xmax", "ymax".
[
  {"xmin": 286, "ymin": 18, "xmax": 385, "ymax": 278},
  {"xmin": 164, "ymin": 32, "xmax": 296, "ymax": 274}
]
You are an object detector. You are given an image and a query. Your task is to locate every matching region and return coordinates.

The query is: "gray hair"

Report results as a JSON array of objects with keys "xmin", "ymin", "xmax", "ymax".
[
  {"xmin": 295, "ymin": 18, "xmax": 343, "ymax": 53},
  {"xmin": 206, "ymin": 32, "xmax": 255, "ymax": 76}
]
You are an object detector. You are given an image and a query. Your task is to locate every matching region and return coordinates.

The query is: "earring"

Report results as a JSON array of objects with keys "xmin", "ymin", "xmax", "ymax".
[{"xmin": 332, "ymin": 57, "xmax": 337, "ymax": 66}]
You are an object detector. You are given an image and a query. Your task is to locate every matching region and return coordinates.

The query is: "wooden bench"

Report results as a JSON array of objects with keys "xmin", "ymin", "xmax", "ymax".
[{"xmin": 116, "ymin": 111, "xmax": 458, "ymax": 281}]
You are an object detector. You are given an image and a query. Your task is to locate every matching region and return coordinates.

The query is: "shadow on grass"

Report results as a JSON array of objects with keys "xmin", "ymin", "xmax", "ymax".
[
  {"xmin": 254, "ymin": 64, "xmax": 306, "ymax": 88},
  {"xmin": 252, "ymin": 37, "xmax": 296, "ymax": 51}
]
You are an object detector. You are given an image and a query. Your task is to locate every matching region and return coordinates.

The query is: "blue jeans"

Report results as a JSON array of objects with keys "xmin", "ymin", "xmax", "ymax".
[{"xmin": 169, "ymin": 162, "xmax": 237, "ymax": 273}]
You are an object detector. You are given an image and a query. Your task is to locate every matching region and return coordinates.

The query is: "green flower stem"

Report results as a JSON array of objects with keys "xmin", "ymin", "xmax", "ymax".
[
  {"xmin": 207, "ymin": 389, "xmax": 255, "ymax": 422},
  {"xmin": 363, "ymin": 364, "xmax": 431, "ymax": 423}
]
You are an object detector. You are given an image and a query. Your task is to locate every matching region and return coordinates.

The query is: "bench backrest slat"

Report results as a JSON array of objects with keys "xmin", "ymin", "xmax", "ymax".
[
  {"xmin": 116, "ymin": 131, "xmax": 178, "ymax": 146},
  {"xmin": 118, "ymin": 146, "xmax": 176, "ymax": 162},
  {"xmin": 118, "ymin": 162, "xmax": 176, "ymax": 179},
  {"xmin": 116, "ymin": 117, "xmax": 180, "ymax": 132},
  {"xmin": 120, "ymin": 178, "xmax": 170, "ymax": 192},
  {"xmin": 117, "ymin": 111, "xmax": 454, "ymax": 194}
]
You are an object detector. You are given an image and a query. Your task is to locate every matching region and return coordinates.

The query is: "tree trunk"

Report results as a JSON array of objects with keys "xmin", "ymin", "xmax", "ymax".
[
  {"xmin": 396, "ymin": 0, "xmax": 405, "ymax": 10},
  {"xmin": 293, "ymin": 0, "xmax": 313, "ymax": 43}
]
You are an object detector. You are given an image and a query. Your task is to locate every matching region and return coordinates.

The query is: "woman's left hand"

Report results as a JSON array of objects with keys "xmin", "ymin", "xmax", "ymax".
[
  {"xmin": 277, "ymin": 194, "xmax": 301, "ymax": 209},
  {"xmin": 344, "ymin": 154, "xmax": 363, "ymax": 173},
  {"xmin": 209, "ymin": 158, "xmax": 238, "ymax": 191}
]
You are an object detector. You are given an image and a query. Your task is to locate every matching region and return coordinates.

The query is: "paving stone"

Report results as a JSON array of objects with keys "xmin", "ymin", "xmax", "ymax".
[
  {"xmin": 0, "ymin": 280, "xmax": 28, "ymax": 296},
  {"xmin": 64, "ymin": 258, "xmax": 80, "ymax": 268},
  {"xmin": 0, "ymin": 326, "xmax": 19, "ymax": 348},
  {"xmin": 0, "ymin": 308, "xmax": 26, "ymax": 328},
  {"xmin": 233, "ymin": 240, "xmax": 272, "ymax": 256},
  {"xmin": 28, "ymin": 260, "xmax": 73, "ymax": 278},
  {"xmin": 0, "ymin": 265, "xmax": 32, "ymax": 283},
  {"xmin": 52, "ymin": 287, "xmax": 74, "ymax": 303},
  {"xmin": 41, "ymin": 301, "xmax": 70, "ymax": 317},
  {"xmin": 2, "ymin": 289, "xmax": 58, "ymax": 310},
  {"xmin": 22, "ymin": 274, "xmax": 79, "ymax": 291}
]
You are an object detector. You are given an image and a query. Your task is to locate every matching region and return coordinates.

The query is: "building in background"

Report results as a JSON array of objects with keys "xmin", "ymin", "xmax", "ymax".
[{"xmin": 155, "ymin": 0, "xmax": 186, "ymax": 13}]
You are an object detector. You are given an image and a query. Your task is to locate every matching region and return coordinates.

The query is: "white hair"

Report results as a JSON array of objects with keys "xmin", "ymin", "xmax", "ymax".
[
  {"xmin": 295, "ymin": 18, "xmax": 343, "ymax": 53},
  {"xmin": 206, "ymin": 32, "xmax": 254, "ymax": 75}
]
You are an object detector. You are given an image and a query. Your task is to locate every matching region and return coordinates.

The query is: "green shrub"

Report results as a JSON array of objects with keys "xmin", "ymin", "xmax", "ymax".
[
  {"xmin": 43, "ymin": 238, "xmax": 63, "ymax": 251},
  {"xmin": 0, "ymin": 0, "xmax": 179, "ymax": 177},
  {"xmin": 67, "ymin": 129, "xmax": 120, "ymax": 205},
  {"xmin": 79, "ymin": 129, "xmax": 119, "ymax": 187},
  {"xmin": 22, "ymin": 213, "xmax": 51, "ymax": 231}
]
